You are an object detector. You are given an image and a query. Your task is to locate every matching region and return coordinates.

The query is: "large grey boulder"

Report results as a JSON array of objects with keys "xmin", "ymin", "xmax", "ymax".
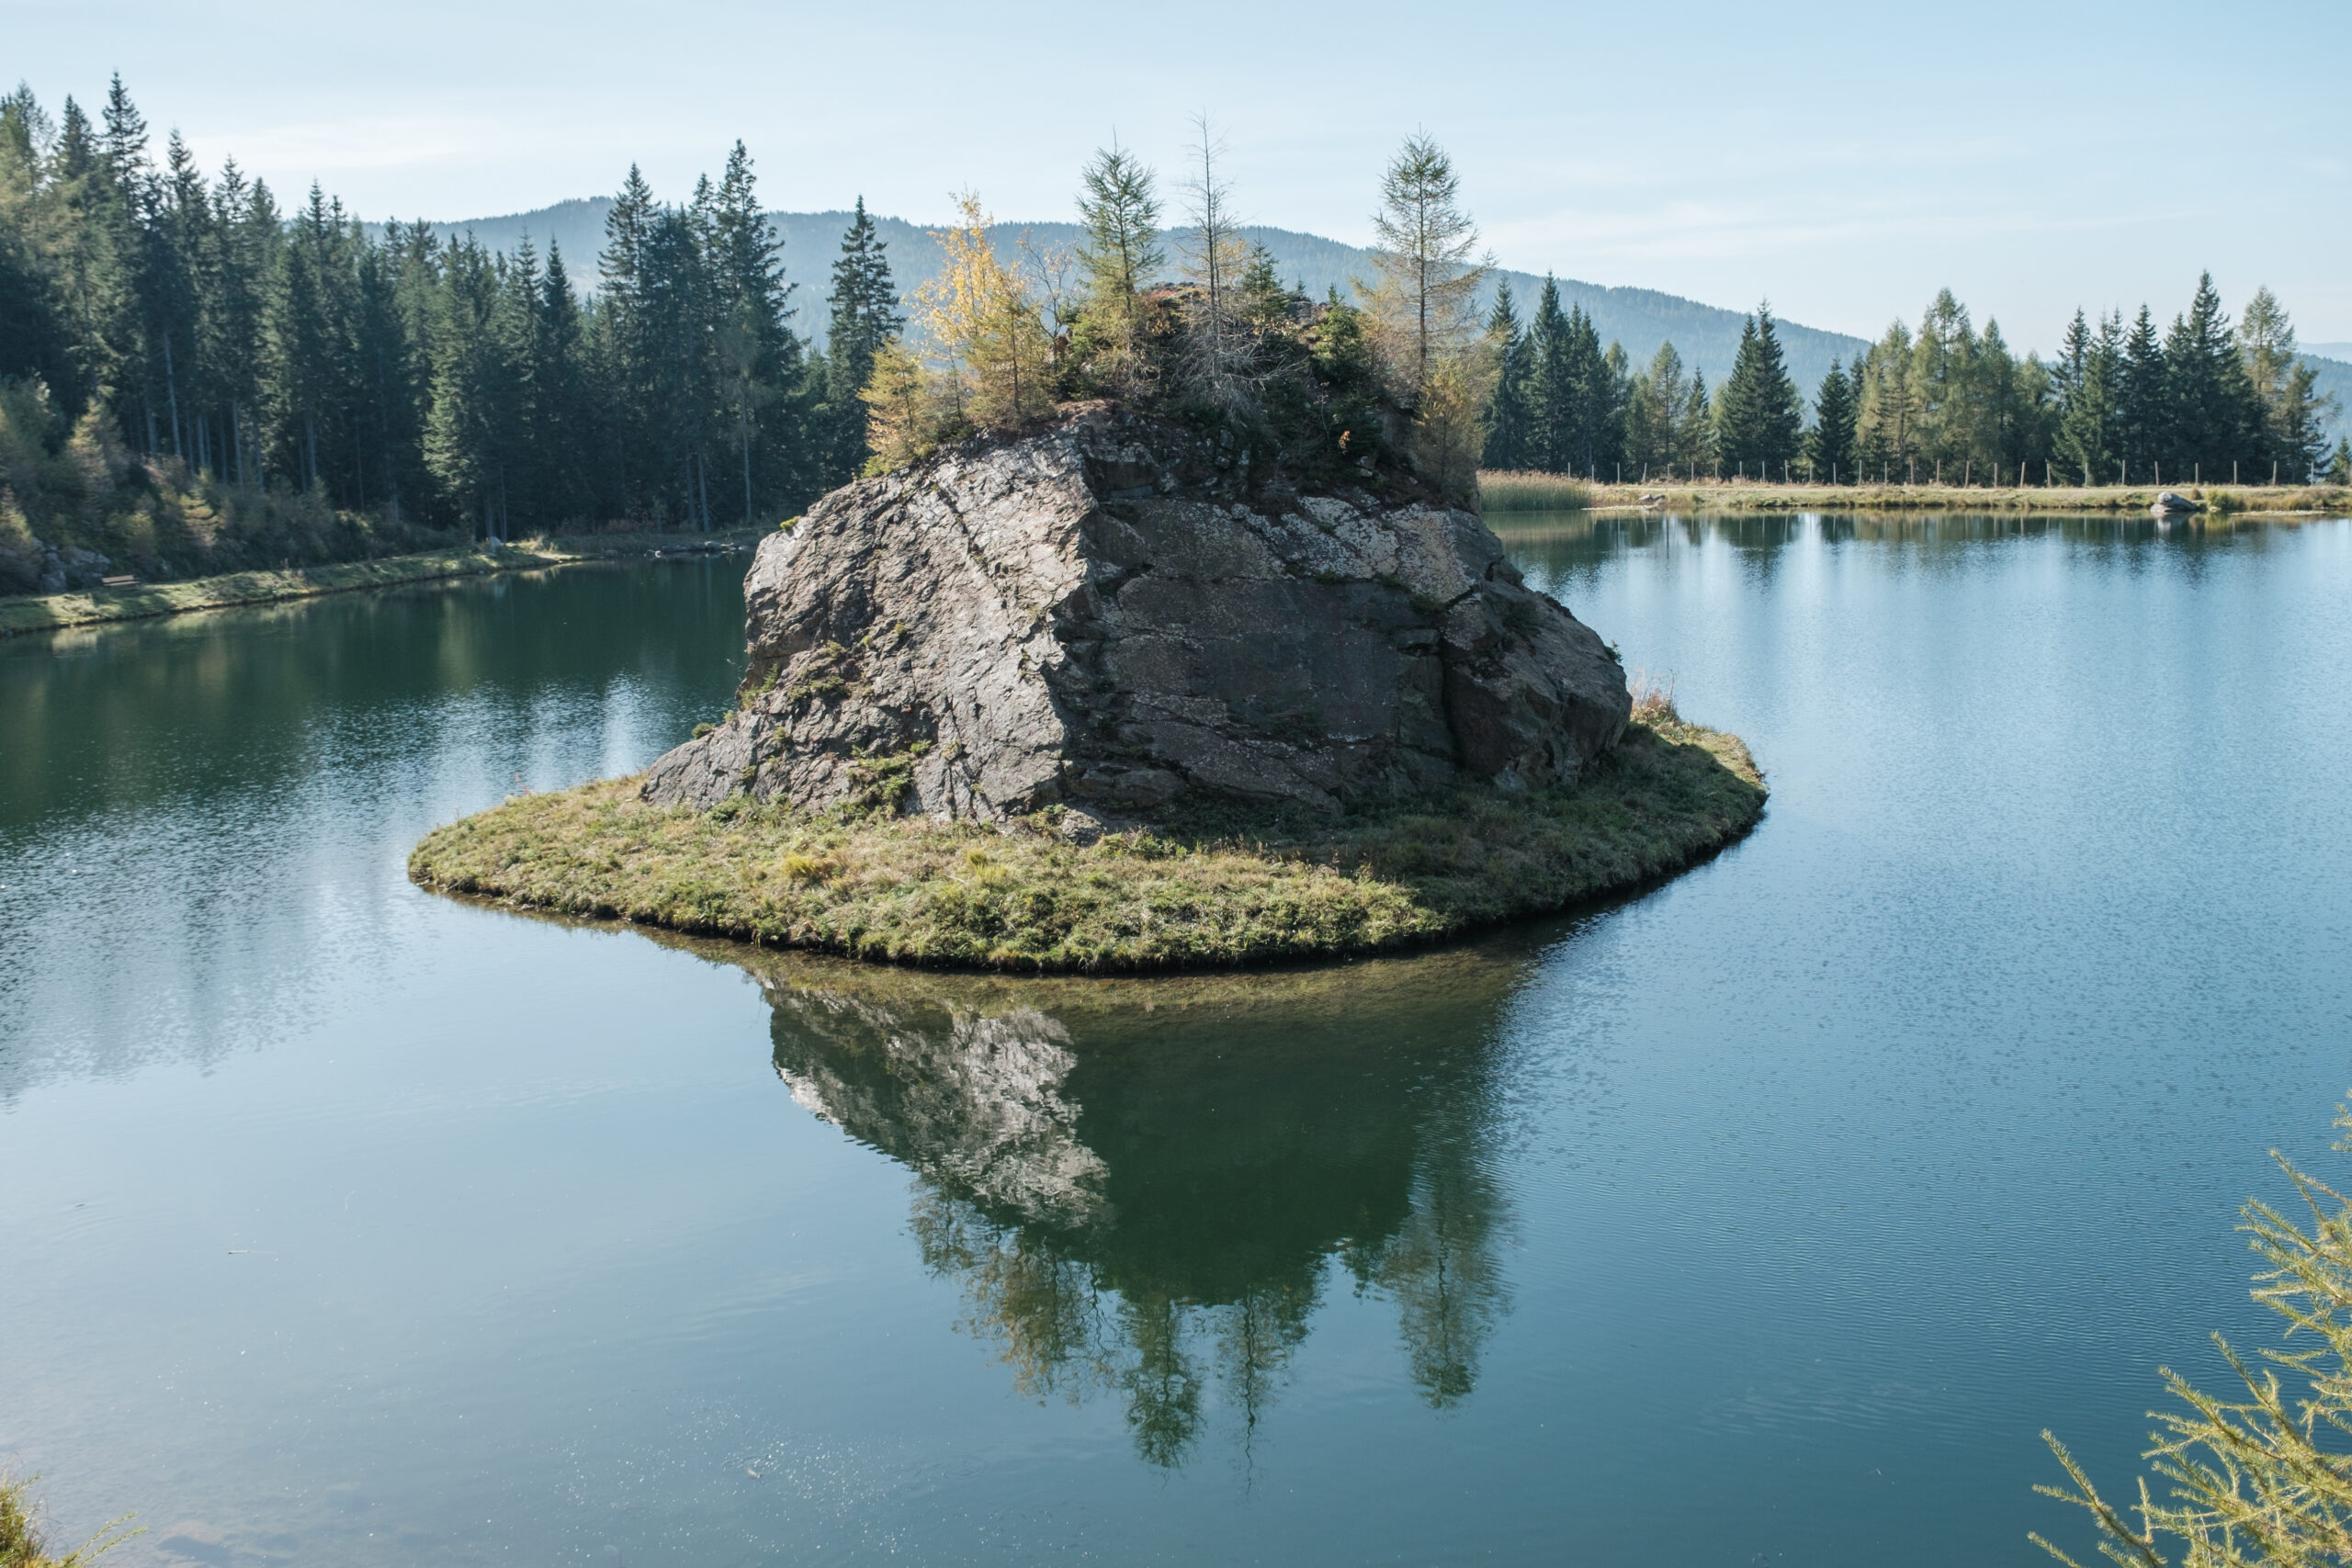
[{"xmin": 641, "ymin": 404, "xmax": 1630, "ymax": 822}]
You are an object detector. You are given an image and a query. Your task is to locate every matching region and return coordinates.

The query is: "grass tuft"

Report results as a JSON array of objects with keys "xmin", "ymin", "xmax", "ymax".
[
  {"xmin": 0, "ymin": 1473, "xmax": 141, "ymax": 1568},
  {"xmin": 409, "ymin": 716, "xmax": 1766, "ymax": 972}
]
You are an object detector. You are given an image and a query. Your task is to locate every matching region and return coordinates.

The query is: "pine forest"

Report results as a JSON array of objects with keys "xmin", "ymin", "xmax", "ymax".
[{"xmin": 2, "ymin": 77, "xmax": 2343, "ymax": 594}]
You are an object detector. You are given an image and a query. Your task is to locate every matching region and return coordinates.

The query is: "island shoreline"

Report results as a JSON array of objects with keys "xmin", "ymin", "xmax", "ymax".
[{"xmin": 409, "ymin": 714, "xmax": 1767, "ymax": 975}]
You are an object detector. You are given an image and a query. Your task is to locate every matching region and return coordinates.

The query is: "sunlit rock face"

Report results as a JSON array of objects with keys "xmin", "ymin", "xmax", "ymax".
[{"xmin": 640, "ymin": 403, "xmax": 1631, "ymax": 821}]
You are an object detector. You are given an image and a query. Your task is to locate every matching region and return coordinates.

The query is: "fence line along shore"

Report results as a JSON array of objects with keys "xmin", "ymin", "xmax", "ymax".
[{"xmin": 1477, "ymin": 469, "xmax": 2352, "ymax": 515}]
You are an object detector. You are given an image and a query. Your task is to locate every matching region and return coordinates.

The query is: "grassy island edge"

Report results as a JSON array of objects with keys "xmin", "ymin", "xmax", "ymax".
[{"xmin": 407, "ymin": 713, "xmax": 1765, "ymax": 974}]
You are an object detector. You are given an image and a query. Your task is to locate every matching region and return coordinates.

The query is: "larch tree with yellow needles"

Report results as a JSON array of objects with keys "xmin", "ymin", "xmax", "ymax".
[{"xmin": 2038, "ymin": 1103, "xmax": 2352, "ymax": 1568}]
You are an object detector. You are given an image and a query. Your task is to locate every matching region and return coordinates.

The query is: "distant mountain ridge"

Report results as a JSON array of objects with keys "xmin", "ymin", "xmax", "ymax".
[{"xmin": 409, "ymin": 197, "xmax": 1870, "ymax": 414}]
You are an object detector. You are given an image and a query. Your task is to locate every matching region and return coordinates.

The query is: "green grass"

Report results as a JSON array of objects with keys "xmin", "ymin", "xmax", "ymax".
[
  {"xmin": 0, "ymin": 1473, "xmax": 138, "ymax": 1568},
  {"xmin": 0, "ymin": 526, "xmax": 766, "ymax": 637},
  {"xmin": 408, "ymin": 715, "xmax": 1766, "ymax": 972}
]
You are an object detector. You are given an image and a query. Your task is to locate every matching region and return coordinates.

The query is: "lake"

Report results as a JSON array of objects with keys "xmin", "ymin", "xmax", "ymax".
[{"xmin": 5, "ymin": 513, "xmax": 2349, "ymax": 1566}]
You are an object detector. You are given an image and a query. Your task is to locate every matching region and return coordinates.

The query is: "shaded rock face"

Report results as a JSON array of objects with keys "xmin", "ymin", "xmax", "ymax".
[{"xmin": 641, "ymin": 405, "xmax": 1630, "ymax": 821}]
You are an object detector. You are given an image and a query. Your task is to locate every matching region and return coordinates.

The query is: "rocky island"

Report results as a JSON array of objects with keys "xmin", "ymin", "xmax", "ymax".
[
  {"xmin": 409, "ymin": 179, "xmax": 1762, "ymax": 969},
  {"xmin": 638, "ymin": 402, "xmax": 1630, "ymax": 828}
]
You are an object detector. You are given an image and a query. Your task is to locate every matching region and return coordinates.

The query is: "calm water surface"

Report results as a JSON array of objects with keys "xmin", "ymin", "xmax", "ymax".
[{"xmin": 4, "ymin": 517, "xmax": 2349, "ymax": 1566}]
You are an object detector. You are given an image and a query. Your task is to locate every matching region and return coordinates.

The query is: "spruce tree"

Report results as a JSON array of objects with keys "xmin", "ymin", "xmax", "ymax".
[
  {"xmin": 97, "ymin": 75, "xmax": 147, "ymax": 190},
  {"xmin": 2054, "ymin": 310, "xmax": 2123, "ymax": 485},
  {"xmin": 1714, "ymin": 303, "xmax": 1802, "ymax": 475},
  {"xmin": 2120, "ymin": 305, "xmax": 2167, "ymax": 482},
  {"xmin": 1678, "ymin": 369, "xmax": 1715, "ymax": 473},
  {"xmin": 706, "ymin": 141, "xmax": 804, "ymax": 521},
  {"xmin": 1597, "ymin": 337, "xmax": 1630, "ymax": 477},
  {"xmin": 1805, "ymin": 360, "xmax": 1857, "ymax": 480},
  {"xmin": 1529, "ymin": 275, "xmax": 1573, "ymax": 473},
  {"xmin": 1479, "ymin": 280, "xmax": 1532, "ymax": 471},
  {"xmin": 351, "ymin": 237, "xmax": 422, "ymax": 514},
  {"xmin": 2163, "ymin": 273, "xmax": 2256, "ymax": 481},
  {"xmin": 1073, "ymin": 143, "xmax": 1162, "ymax": 395},
  {"xmin": 821, "ymin": 197, "xmax": 904, "ymax": 486},
  {"xmin": 531, "ymin": 240, "xmax": 594, "ymax": 520}
]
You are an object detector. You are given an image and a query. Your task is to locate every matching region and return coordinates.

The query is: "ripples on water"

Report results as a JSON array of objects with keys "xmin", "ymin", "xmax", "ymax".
[{"xmin": 2, "ymin": 517, "xmax": 2348, "ymax": 1566}]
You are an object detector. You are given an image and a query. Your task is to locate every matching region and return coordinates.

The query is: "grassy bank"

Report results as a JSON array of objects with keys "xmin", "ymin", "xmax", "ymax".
[
  {"xmin": 0, "ymin": 527, "xmax": 764, "ymax": 637},
  {"xmin": 409, "ymin": 712, "xmax": 1765, "ymax": 973},
  {"xmin": 1478, "ymin": 471, "xmax": 1596, "ymax": 512},
  {"xmin": 1479, "ymin": 472, "xmax": 2352, "ymax": 516}
]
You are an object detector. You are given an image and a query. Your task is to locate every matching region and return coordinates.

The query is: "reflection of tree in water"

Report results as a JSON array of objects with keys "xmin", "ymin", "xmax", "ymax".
[{"xmin": 752, "ymin": 948, "xmax": 1528, "ymax": 1466}]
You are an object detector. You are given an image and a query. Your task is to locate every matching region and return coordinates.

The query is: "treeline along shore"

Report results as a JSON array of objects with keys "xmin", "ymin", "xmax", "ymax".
[
  {"xmin": 1479, "ymin": 281, "xmax": 2345, "ymax": 495},
  {"xmin": 0, "ymin": 76, "xmax": 899, "ymax": 595},
  {"xmin": 4, "ymin": 73, "xmax": 2346, "ymax": 605}
]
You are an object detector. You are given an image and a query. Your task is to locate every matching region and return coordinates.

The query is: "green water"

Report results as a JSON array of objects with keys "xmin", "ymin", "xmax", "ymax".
[{"xmin": 4, "ymin": 514, "xmax": 2351, "ymax": 1565}]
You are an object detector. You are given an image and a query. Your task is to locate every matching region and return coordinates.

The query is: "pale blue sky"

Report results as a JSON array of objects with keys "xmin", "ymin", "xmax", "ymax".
[{"xmin": 9, "ymin": 0, "xmax": 2346, "ymax": 348}]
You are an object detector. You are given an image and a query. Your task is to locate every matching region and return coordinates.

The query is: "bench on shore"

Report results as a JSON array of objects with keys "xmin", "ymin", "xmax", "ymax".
[{"xmin": 98, "ymin": 575, "xmax": 138, "ymax": 588}]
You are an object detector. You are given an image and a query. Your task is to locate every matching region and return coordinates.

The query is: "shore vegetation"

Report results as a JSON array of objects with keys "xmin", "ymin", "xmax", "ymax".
[
  {"xmin": 1480, "ymin": 476, "xmax": 2352, "ymax": 516},
  {"xmin": 0, "ymin": 1473, "xmax": 138, "ymax": 1568},
  {"xmin": 2038, "ymin": 1102, "xmax": 2352, "ymax": 1568},
  {"xmin": 1480, "ymin": 276, "xmax": 2342, "ymax": 494},
  {"xmin": 0, "ymin": 525, "xmax": 762, "ymax": 636},
  {"xmin": 409, "ymin": 712, "xmax": 1764, "ymax": 972},
  {"xmin": 0, "ymin": 76, "xmax": 893, "ymax": 592}
]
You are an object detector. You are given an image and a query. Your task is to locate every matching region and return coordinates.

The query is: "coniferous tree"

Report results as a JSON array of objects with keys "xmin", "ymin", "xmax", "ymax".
[
  {"xmin": 1528, "ymin": 276, "xmax": 1574, "ymax": 474},
  {"xmin": 2238, "ymin": 286, "xmax": 2334, "ymax": 483},
  {"xmin": 1713, "ymin": 303, "xmax": 1802, "ymax": 476},
  {"xmin": 2053, "ymin": 310, "xmax": 2123, "ymax": 485},
  {"xmin": 529, "ymin": 240, "xmax": 594, "ymax": 520},
  {"xmin": 1480, "ymin": 280, "xmax": 1532, "ymax": 470},
  {"xmin": 1805, "ymin": 360, "xmax": 1857, "ymax": 481},
  {"xmin": 0, "ymin": 90, "xmax": 75, "ymax": 399},
  {"xmin": 2163, "ymin": 272, "xmax": 2257, "ymax": 482},
  {"xmin": 425, "ymin": 235, "xmax": 522, "ymax": 536},
  {"xmin": 1072, "ymin": 146, "xmax": 1162, "ymax": 399},
  {"xmin": 1677, "ymin": 368, "xmax": 1715, "ymax": 474},
  {"xmin": 1621, "ymin": 341, "xmax": 1685, "ymax": 475},
  {"xmin": 1364, "ymin": 131, "xmax": 1487, "ymax": 400},
  {"xmin": 350, "ymin": 234, "xmax": 421, "ymax": 513},
  {"xmin": 705, "ymin": 141, "xmax": 805, "ymax": 522},
  {"xmin": 819, "ymin": 197, "xmax": 903, "ymax": 486},
  {"xmin": 2120, "ymin": 306, "xmax": 2168, "ymax": 483},
  {"xmin": 1596, "ymin": 337, "xmax": 1630, "ymax": 478},
  {"xmin": 1174, "ymin": 116, "xmax": 1254, "ymax": 406}
]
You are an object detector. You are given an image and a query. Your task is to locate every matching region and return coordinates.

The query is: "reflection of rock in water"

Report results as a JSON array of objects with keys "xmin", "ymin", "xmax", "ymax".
[
  {"xmin": 746, "ymin": 944, "xmax": 1537, "ymax": 1465},
  {"xmin": 771, "ymin": 991, "xmax": 1108, "ymax": 1228}
]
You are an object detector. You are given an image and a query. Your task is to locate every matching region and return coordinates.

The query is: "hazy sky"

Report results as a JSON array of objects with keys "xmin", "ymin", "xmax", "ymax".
[{"xmin": 10, "ymin": 0, "xmax": 2347, "ymax": 348}]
